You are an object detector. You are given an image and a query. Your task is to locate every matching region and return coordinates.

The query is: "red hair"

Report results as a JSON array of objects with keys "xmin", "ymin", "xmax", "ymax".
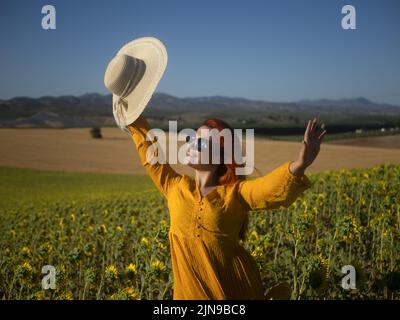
[
  {"xmin": 200, "ymin": 118, "xmax": 246, "ymax": 186},
  {"xmin": 200, "ymin": 118, "xmax": 249, "ymax": 241}
]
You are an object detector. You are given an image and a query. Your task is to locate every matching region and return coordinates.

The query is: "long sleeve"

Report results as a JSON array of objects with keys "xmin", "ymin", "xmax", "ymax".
[
  {"xmin": 237, "ymin": 161, "xmax": 312, "ymax": 211},
  {"xmin": 127, "ymin": 116, "xmax": 182, "ymax": 199}
]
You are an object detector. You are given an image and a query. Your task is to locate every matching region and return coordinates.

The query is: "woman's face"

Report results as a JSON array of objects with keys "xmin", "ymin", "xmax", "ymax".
[{"xmin": 185, "ymin": 125, "xmax": 217, "ymax": 170}]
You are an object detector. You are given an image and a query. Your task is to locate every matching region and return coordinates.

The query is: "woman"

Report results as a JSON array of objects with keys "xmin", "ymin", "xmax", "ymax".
[{"xmin": 128, "ymin": 115, "xmax": 326, "ymax": 300}]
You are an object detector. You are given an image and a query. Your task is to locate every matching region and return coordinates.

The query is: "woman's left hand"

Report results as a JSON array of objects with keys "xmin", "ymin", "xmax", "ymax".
[{"xmin": 290, "ymin": 117, "xmax": 327, "ymax": 175}]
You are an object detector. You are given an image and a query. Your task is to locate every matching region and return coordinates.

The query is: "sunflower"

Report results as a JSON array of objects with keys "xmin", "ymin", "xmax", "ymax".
[
  {"xmin": 122, "ymin": 287, "xmax": 140, "ymax": 300},
  {"xmin": 105, "ymin": 264, "xmax": 119, "ymax": 281},
  {"xmin": 140, "ymin": 237, "xmax": 149, "ymax": 246},
  {"xmin": 125, "ymin": 263, "xmax": 138, "ymax": 279},
  {"xmin": 307, "ymin": 254, "xmax": 329, "ymax": 295},
  {"xmin": 151, "ymin": 260, "xmax": 166, "ymax": 278},
  {"xmin": 15, "ymin": 261, "xmax": 34, "ymax": 284}
]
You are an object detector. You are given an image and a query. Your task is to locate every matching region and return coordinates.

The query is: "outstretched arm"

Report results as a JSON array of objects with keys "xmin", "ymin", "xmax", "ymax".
[
  {"xmin": 127, "ymin": 115, "xmax": 182, "ymax": 199},
  {"xmin": 238, "ymin": 117, "xmax": 326, "ymax": 211},
  {"xmin": 238, "ymin": 161, "xmax": 312, "ymax": 210}
]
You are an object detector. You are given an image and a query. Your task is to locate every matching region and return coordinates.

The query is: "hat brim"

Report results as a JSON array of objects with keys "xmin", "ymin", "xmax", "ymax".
[{"xmin": 112, "ymin": 37, "xmax": 168, "ymax": 126}]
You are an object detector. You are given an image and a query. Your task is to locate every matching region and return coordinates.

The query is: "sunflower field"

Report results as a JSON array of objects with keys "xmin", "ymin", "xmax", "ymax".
[{"xmin": 0, "ymin": 163, "xmax": 399, "ymax": 300}]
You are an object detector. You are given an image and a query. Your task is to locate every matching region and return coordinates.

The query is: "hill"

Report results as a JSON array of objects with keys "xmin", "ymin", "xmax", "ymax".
[{"xmin": 1, "ymin": 93, "xmax": 399, "ymax": 132}]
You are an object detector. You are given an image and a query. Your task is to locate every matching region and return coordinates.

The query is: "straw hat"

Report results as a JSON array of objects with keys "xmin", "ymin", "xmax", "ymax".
[{"xmin": 104, "ymin": 37, "xmax": 168, "ymax": 133}]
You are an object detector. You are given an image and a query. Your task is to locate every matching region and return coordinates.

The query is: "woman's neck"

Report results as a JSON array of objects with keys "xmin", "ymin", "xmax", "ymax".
[{"xmin": 194, "ymin": 168, "xmax": 219, "ymax": 189}]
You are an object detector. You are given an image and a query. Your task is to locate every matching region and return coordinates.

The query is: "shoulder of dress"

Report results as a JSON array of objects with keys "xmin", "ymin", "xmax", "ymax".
[
  {"xmin": 177, "ymin": 174, "xmax": 191, "ymax": 187},
  {"xmin": 222, "ymin": 179, "xmax": 244, "ymax": 196}
]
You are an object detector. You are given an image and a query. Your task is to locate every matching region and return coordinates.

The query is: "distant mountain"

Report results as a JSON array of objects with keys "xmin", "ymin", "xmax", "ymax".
[
  {"xmin": 1, "ymin": 93, "xmax": 399, "ymax": 129},
  {"xmin": 3, "ymin": 111, "xmax": 98, "ymax": 128},
  {"xmin": 297, "ymin": 97, "xmax": 397, "ymax": 109},
  {"xmin": 0, "ymin": 93, "xmax": 112, "ymax": 119}
]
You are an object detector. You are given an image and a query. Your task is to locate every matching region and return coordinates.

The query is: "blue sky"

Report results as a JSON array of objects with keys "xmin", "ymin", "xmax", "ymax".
[{"xmin": 1, "ymin": 0, "xmax": 399, "ymax": 104}]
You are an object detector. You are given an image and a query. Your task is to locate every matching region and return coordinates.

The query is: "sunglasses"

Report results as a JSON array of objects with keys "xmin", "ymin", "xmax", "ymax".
[{"xmin": 185, "ymin": 134, "xmax": 209, "ymax": 152}]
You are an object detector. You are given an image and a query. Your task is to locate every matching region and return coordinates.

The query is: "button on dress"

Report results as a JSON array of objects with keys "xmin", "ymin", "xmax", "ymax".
[{"xmin": 128, "ymin": 117, "xmax": 312, "ymax": 300}]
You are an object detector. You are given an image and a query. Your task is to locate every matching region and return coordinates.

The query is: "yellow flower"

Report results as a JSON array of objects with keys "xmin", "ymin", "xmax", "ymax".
[
  {"xmin": 16, "ymin": 262, "xmax": 34, "ymax": 283},
  {"xmin": 318, "ymin": 253, "xmax": 329, "ymax": 270},
  {"xmin": 382, "ymin": 228, "xmax": 392, "ymax": 239},
  {"xmin": 307, "ymin": 254, "xmax": 329, "ymax": 294},
  {"xmin": 126, "ymin": 263, "xmax": 138, "ymax": 277},
  {"xmin": 151, "ymin": 260, "xmax": 166, "ymax": 272},
  {"xmin": 60, "ymin": 291, "xmax": 73, "ymax": 300},
  {"xmin": 302, "ymin": 200, "xmax": 308, "ymax": 214},
  {"xmin": 83, "ymin": 243, "xmax": 95, "ymax": 257},
  {"xmin": 251, "ymin": 246, "xmax": 263, "ymax": 258},
  {"xmin": 337, "ymin": 214, "xmax": 362, "ymax": 244},
  {"xmin": 151, "ymin": 260, "xmax": 166, "ymax": 278},
  {"xmin": 317, "ymin": 193, "xmax": 326, "ymax": 206},
  {"xmin": 116, "ymin": 226, "xmax": 123, "ymax": 233},
  {"xmin": 275, "ymin": 223, "xmax": 283, "ymax": 233},
  {"xmin": 20, "ymin": 246, "xmax": 32, "ymax": 257},
  {"xmin": 156, "ymin": 241, "xmax": 166, "ymax": 250},
  {"xmin": 105, "ymin": 264, "xmax": 119, "ymax": 280},
  {"xmin": 38, "ymin": 242, "xmax": 53, "ymax": 258},
  {"xmin": 345, "ymin": 195, "xmax": 354, "ymax": 206},
  {"xmin": 108, "ymin": 287, "xmax": 141, "ymax": 300},
  {"xmin": 248, "ymin": 230, "xmax": 259, "ymax": 242},
  {"xmin": 317, "ymin": 193, "xmax": 325, "ymax": 200},
  {"xmin": 34, "ymin": 291, "xmax": 45, "ymax": 300},
  {"xmin": 140, "ymin": 237, "xmax": 149, "ymax": 246},
  {"xmin": 109, "ymin": 293, "xmax": 119, "ymax": 300},
  {"xmin": 21, "ymin": 261, "xmax": 33, "ymax": 273},
  {"xmin": 160, "ymin": 219, "xmax": 168, "ymax": 228},
  {"xmin": 122, "ymin": 287, "xmax": 140, "ymax": 300}
]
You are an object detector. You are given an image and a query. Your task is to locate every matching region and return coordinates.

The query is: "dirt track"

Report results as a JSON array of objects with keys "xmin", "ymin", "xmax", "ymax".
[{"xmin": 0, "ymin": 128, "xmax": 399, "ymax": 177}]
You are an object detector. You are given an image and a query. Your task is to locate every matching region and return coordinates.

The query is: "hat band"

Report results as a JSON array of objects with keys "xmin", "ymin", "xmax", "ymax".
[{"xmin": 113, "ymin": 58, "xmax": 146, "ymax": 132}]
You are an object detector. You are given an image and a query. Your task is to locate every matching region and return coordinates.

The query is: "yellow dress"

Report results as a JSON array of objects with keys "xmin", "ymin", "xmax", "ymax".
[{"xmin": 128, "ymin": 117, "xmax": 312, "ymax": 300}]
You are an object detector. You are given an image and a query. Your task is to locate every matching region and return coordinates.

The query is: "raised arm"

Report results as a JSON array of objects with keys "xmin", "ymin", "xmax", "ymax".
[
  {"xmin": 238, "ymin": 117, "xmax": 327, "ymax": 211},
  {"xmin": 127, "ymin": 115, "xmax": 182, "ymax": 199},
  {"xmin": 238, "ymin": 161, "xmax": 312, "ymax": 211}
]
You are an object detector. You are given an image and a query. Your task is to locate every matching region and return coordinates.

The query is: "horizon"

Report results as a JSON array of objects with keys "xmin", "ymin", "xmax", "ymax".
[{"xmin": 1, "ymin": 91, "xmax": 399, "ymax": 107}]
